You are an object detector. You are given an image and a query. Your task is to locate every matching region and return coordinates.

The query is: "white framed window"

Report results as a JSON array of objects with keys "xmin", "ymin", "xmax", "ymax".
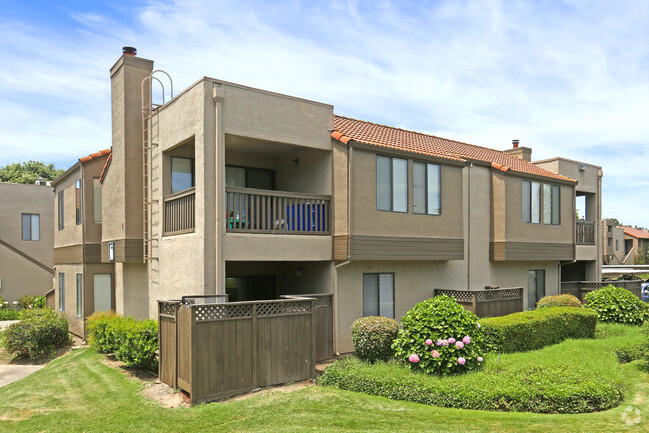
[
  {"xmin": 376, "ymin": 155, "xmax": 407, "ymax": 212},
  {"xmin": 76, "ymin": 273, "xmax": 83, "ymax": 318},
  {"xmin": 58, "ymin": 273, "xmax": 65, "ymax": 311},
  {"xmin": 93, "ymin": 178, "xmax": 102, "ymax": 223},
  {"xmin": 75, "ymin": 179, "xmax": 82, "ymax": 225},
  {"xmin": 522, "ymin": 180, "xmax": 541, "ymax": 223},
  {"xmin": 543, "ymin": 184, "xmax": 560, "ymax": 225},
  {"xmin": 413, "ymin": 161, "xmax": 441, "ymax": 215},
  {"xmin": 21, "ymin": 213, "xmax": 40, "ymax": 241},
  {"xmin": 363, "ymin": 273, "xmax": 395, "ymax": 318},
  {"xmin": 58, "ymin": 191, "xmax": 64, "ymax": 230}
]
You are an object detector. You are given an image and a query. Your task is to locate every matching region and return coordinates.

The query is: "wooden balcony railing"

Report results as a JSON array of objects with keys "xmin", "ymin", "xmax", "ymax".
[
  {"xmin": 225, "ymin": 187, "xmax": 330, "ymax": 235},
  {"xmin": 576, "ymin": 220, "xmax": 595, "ymax": 245},
  {"xmin": 164, "ymin": 187, "xmax": 195, "ymax": 235}
]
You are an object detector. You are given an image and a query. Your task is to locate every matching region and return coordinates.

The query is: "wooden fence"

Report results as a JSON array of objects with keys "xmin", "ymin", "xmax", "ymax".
[
  {"xmin": 433, "ymin": 287, "xmax": 524, "ymax": 317},
  {"xmin": 561, "ymin": 280, "xmax": 643, "ymax": 302},
  {"xmin": 281, "ymin": 294, "xmax": 334, "ymax": 362},
  {"xmin": 158, "ymin": 295, "xmax": 334, "ymax": 404}
]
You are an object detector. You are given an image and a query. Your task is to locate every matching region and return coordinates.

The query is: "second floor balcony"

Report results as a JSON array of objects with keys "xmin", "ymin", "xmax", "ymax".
[
  {"xmin": 576, "ymin": 220, "xmax": 595, "ymax": 245},
  {"xmin": 225, "ymin": 187, "xmax": 330, "ymax": 235}
]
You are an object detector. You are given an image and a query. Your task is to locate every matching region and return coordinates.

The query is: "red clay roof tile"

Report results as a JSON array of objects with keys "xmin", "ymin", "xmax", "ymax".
[
  {"xmin": 332, "ymin": 115, "xmax": 575, "ymax": 182},
  {"xmin": 99, "ymin": 153, "xmax": 112, "ymax": 183},
  {"xmin": 622, "ymin": 226, "xmax": 649, "ymax": 239},
  {"xmin": 79, "ymin": 149, "xmax": 111, "ymax": 164}
]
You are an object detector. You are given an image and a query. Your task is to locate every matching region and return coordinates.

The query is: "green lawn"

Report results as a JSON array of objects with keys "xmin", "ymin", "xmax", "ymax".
[{"xmin": 0, "ymin": 325, "xmax": 648, "ymax": 432}]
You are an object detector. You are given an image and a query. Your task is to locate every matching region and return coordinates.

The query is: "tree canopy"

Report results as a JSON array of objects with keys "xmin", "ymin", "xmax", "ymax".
[{"xmin": 0, "ymin": 161, "xmax": 64, "ymax": 184}]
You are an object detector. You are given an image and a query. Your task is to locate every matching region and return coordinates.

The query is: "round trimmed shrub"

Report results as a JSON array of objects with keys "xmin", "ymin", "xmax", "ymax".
[
  {"xmin": 537, "ymin": 294, "xmax": 581, "ymax": 309},
  {"xmin": 351, "ymin": 316, "xmax": 399, "ymax": 363},
  {"xmin": 3, "ymin": 308, "xmax": 70, "ymax": 359},
  {"xmin": 392, "ymin": 295, "xmax": 485, "ymax": 375},
  {"xmin": 585, "ymin": 285, "xmax": 649, "ymax": 325}
]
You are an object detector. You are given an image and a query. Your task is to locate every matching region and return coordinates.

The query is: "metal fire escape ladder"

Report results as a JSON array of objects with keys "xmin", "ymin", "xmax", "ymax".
[{"xmin": 142, "ymin": 70, "xmax": 173, "ymax": 262}]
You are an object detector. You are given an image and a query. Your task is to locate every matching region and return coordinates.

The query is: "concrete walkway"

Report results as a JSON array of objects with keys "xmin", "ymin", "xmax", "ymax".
[{"xmin": 0, "ymin": 320, "xmax": 44, "ymax": 387}]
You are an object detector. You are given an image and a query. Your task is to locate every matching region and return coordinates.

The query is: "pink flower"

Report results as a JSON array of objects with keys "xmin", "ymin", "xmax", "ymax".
[
  {"xmin": 409, "ymin": 354, "xmax": 420, "ymax": 363},
  {"xmin": 435, "ymin": 339, "xmax": 443, "ymax": 346},
  {"xmin": 441, "ymin": 339, "xmax": 449, "ymax": 346},
  {"xmin": 477, "ymin": 322, "xmax": 481, "ymax": 329},
  {"xmin": 457, "ymin": 357, "xmax": 466, "ymax": 365},
  {"xmin": 455, "ymin": 341, "xmax": 464, "ymax": 349},
  {"xmin": 425, "ymin": 339, "xmax": 433, "ymax": 346},
  {"xmin": 477, "ymin": 356, "xmax": 484, "ymax": 363},
  {"xmin": 448, "ymin": 338, "xmax": 456, "ymax": 344},
  {"xmin": 431, "ymin": 350, "xmax": 441, "ymax": 358},
  {"xmin": 462, "ymin": 336, "xmax": 471, "ymax": 345}
]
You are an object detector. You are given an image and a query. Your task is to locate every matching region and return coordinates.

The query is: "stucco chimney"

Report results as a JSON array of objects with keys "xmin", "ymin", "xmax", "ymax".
[{"xmin": 503, "ymin": 139, "xmax": 532, "ymax": 162}]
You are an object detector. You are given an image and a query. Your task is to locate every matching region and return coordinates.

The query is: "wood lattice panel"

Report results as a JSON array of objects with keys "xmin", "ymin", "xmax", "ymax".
[
  {"xmin": 257, "ymin": 301, "xmax": 312, "ymax": 316},
  {"xmin": 194, "ymin": 304, "xmax": 252, "ymax": 321},
  {"xmin": 159, "ymin": 302, "xmax": 178, "ymax": 318}
]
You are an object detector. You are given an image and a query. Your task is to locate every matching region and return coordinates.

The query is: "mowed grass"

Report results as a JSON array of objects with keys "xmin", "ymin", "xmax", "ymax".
[{"xmin": 0, "ymin": 324, "xmax": 647, "ymax": 433}]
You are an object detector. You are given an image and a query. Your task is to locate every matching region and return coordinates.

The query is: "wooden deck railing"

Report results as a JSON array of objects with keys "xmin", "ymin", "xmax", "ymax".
[
  {"xmin": 433, "ymin": 287, "xmax": 524, "ymax": 317},
  {"xmin": 164, "ymin": 187, "xmax": 195, "ymax": 235},
  {"xmin": 225, "ymin": 187, "xmax": 330, "ymax": 235},
  {"xmin": 576, "ymin": 220, "xmax": 595, "ymax": 245}
]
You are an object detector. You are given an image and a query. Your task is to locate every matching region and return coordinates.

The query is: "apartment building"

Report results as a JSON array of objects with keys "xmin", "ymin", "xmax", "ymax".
[
  {"xmin": 602, "ymin": 219, "xmax": 627, "ymax": 265},
  {"xmin": 622, "ymin": 226, "xmax": 649, "ymax": 264},
  {"xmin": 54, "ymin": 49, "xmax": 602, "ymax": 351},
  {"xmin": 0, "ymin": 182, "xmax": 54, "ymax": 303}
]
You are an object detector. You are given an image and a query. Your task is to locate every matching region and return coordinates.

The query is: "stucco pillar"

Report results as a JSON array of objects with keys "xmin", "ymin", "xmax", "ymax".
[{"xmin": 213, "ymin": 84, "xmax": 226, "ymax": 295}]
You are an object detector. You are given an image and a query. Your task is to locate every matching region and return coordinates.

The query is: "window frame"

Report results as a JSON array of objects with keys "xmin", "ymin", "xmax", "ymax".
[
  {"xmin": 21, "ymin": 213, "xmax": 40, "ymax": 241},
  {"xmin": 376, "ymin": 155, "xmax": 408, "ymax": 213},
  {"xmin": 413, "ymin": 160, "xmax": 442, "ymax": 215},
  {"xmin": 93, "ymin": 178, "xmax": 102, "ymax": 223},
  {"xmin": 225, "ymin": 164, "xmax": 276, "ymax": 190},
  {"xmin": 170, "ymin": 156, "xmax": 196, "ymax": 194},
  {"xmin": 58, "ymin": 273, "xmax": 65, "ymax": 312},
  {"xmin": 527, "ymin": 269, "xmax": 546, "ymax": 309},
  {"xmin": 362, "ymin": 272, "xmax": 395, "ymax": 319},
  {"xmin": 522, "ymin": 180, "xmax": 541, "ymax": 224},
  {"xmin": 543, "ymin": 183, "xmax": 561, "ymax": 225},
  {"xmin": 75, "ymin": 179, "xmax": 82, "ymax": 225},
  {"xmin": 76, "ymin": 273, "xmax": 83, "ymax": 318},
  {"xmin": 58, "ymin": 190, "xmax": 64, "ymax": 230}
]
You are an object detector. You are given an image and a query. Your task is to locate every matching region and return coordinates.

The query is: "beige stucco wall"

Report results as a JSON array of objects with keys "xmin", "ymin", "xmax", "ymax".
[
  {"xmin": 334, "ymin": 258, "xmax": 560, "ymax": 353},
  {"xmin": 223, "ymin": 233, "xmax": 332, "ymax": 261},
  {"xmin": 0, "ymin": 182, "xmax": 54, "ymax": 265},
  {"xmin": 54, "ymin": 264, "xmax": 83, "ymax": 336},
  {"xmin": 0, "ymin": 245, "xmax": 53, "ymax": 303},
  {"xmin": 349, "ymin": 148, "xmax": 464, "ymax": 238},
  {"xmin": 114, "ymin": 262, "xmax": 148, "ymax": 319},
  {"xmin": 82, "ymin": 157, "xmax": 107, "ymax": 244}
]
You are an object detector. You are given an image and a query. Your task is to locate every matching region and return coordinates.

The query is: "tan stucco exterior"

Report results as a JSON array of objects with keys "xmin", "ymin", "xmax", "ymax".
[{"xmin": 0, "ymin": 182, "xmax": 54, "ymax": 302}]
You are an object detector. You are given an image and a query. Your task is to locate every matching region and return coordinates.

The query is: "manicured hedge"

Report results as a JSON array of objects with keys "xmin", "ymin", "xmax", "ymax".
[
  {"xmin": 537, "ymin": 294, "xmax": 581, "ymax": 308},
  {"xmin": 86, "ymin": 311, "xmax": 158, "ymax": 371},
  {"xmin": 585, "ymin": 285, "xmax": 649, "ymax": 325},
  {"xmin": 481, "ymin": 307, "xmax": 597, "ymax": 353},
  {"xmin": 351, "ymin": 316, "xmax": 399, "ymax": 363}
]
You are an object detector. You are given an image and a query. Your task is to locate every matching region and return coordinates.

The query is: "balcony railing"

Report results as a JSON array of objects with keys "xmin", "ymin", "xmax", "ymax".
[
  {"xmin": 576, "ymin": 220, "xmax": 595, "ymax": 245},
  {"xmin": 164, "ymin": 187, "xmax": 195, "ymax": 235},
  {"xmin": 226, "ymin": 186, "xmax": 330, "ymax": 235}
]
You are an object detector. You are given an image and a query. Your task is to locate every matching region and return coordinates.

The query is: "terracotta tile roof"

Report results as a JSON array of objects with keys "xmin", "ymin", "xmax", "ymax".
[
  {"xmin": 622, "ymin": 226, "xmax": 649, "ymax": 239},
  {"xmin": 332, "ymin": 115, "xmax": 575, "ymax": 182},
  {"xmin": 79, "ymin": 149, "xmax": 111, "ymax": 164},
  {"xmin": 99, "ymin": 153, "xmax": 112, "ymax": 183}
]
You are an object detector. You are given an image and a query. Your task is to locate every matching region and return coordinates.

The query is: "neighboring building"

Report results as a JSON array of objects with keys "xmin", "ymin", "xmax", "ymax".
[
  {"xmin": 533, "ymin": 157, "xmax": 603, "ymax": 282},
  {"xmin": 602, "ymin": 219, "xmax": 627, "ymax": 265},
  {"xmin": 52, "ymin": 150, "xmax": 112, "ymax": 336},
  {"xmin": 0, "ymin": 182, "xmax": 54, "ymax": 303},
  {"xmin": 55, "ymin": 49, "xmax": 603, "ymax": 352},
  {"xmin": 621, "ymin": 226, "xmax": 649, "ymax": 264}
]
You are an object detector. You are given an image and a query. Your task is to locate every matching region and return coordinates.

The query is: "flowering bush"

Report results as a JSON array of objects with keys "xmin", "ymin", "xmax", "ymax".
[
  {"xmin": 351, "ymin": 316, "xmax": 399, "ymax": 363},
  {"xmin": 585, "ymin": 285, "xmax": 649, "ymax": 325},
  {"xmin": 392, "ymin": 295, "xmax": 485, "ymax": 375},
  {"xmin": 537, "ymin": 294, "xmax": 581, "ymax": 309}
]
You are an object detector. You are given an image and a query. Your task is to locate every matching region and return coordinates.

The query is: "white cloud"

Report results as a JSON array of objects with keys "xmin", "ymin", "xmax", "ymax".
[{"xmin": 0, "ymin": 0, "xmax": 647, "ymax": 225}]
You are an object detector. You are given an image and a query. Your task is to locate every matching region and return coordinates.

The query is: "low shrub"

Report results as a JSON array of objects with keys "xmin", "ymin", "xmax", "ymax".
[
  {"xmin": 17, "ymin": 295, "xmax": 46, "ymax": 310},
  {"xmin": 614, "ymin": 344, "xmax": 646, "ymax": 364},
  {"xmin": 86, "ymin": 311, "xmax": 158, "ymax": 371},
  {"xmin": 537, "ymin": 294, "xmax": 581, "ymax": 309},
  {"xmin": 351, "ymin": 316, "xmax": 399, "ymax": 363},
  {"xmin": 0, "ymin": 309, "xmax": 21, "ymax": 320},
  {"xmin": 392, "ymin": 295, "xmax": 485, "ymax": 375},
  {"xmin": 585, "ymin": 285, "xmax": 649, "ymax": 325},
  {"xmin": 3, "ymin": 308, "xmax": 70, "ymax": 359},
  {"xmin": 481, "ymin": 307, "xmax": 597, "ymax": 353}
]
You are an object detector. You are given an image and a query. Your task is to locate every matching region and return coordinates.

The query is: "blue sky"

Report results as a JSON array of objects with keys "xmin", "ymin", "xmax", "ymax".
[{"xmin": 1, "ymin": 0, "xmax": 648, "ymax": 227}]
